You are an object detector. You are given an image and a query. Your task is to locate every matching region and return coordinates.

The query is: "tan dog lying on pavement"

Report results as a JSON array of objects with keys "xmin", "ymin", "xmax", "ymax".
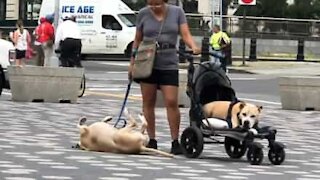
[
  {"xmin": 203, "ymin": 101, "xmax": 263, "ymax": 131},
  {"xmin": 77, "ymin": 109, "xmax": 173, "ymax": 157}
]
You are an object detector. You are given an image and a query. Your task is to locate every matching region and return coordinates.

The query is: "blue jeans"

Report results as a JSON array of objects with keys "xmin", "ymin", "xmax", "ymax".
[
  {"xmin": 209, "ymin": 49, "xmax": 223, "ymax": 64},
  {"xmin": 209, "ymin": 49, "xmax": 227, "ymax": 72}
]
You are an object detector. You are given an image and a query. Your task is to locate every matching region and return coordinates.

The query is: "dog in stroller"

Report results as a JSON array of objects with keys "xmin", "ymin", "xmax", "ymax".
[{"xmin": 178, "ymin": 51, "xmax": 286, "ymax": 165}]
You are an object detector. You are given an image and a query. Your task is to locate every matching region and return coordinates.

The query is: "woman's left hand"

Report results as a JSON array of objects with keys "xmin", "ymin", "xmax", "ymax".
[{"xmin": 192, "ymin": 47, "xmax": 201, "ymax": 55}]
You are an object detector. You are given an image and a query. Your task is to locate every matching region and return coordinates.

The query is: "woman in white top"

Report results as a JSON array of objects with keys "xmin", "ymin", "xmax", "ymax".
[{"xmin": 11, "ymin": 20, "xmax": 31, "ymax": 66}]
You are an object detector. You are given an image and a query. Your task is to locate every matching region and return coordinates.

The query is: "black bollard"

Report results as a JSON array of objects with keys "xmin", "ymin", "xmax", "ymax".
[
  {"xmin": 297, "ymin": 39, "xmax": 304, "ymax": 61},
  {"xmin": 249, "ymin": 38, "xmax": 257, "ymax": 61},
  {"xmin": 201, "ymin": 36, "xmax": 210, "ymax": 63},
  {"xmin": 179, "ymin": 39, "xmax": 186, "ymax": 63},
  {"xmin": 225, "ymin": 41, "xmax": 232, "ymax": 66}
]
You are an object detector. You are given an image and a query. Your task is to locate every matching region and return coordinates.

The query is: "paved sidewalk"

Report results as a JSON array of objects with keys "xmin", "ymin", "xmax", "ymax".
[
  {"xmin": 228, "ymin": 61, "xmax": 320, "ymax": 76},
  {"xmin": 1, "ymin": 94, "xmax": 320, "ymax": 180},
  {"xmin": 179, "ymin": 59, "xmax": 320, "ymax": 76}
]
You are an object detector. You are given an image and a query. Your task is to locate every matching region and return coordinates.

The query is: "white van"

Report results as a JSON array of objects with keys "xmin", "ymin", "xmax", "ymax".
[{"xmin": 39, "ymin": 0, "xmax": 136, "ymax": 57}]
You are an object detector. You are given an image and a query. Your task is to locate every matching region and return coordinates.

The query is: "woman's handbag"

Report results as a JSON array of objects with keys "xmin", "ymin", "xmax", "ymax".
[
  {"xmin": 25, "ymin": 31, "xmax": 34, "ymax": 60},
  {"xmin": 25, "ymin": 44, "xmax": 33, "ymax": 60},
  {"xmin": 132, "ymin": 40, "xmax": 157, "ymax": 79},
  {"xmin": 132, "ymin": 7, "xmax": 168, "ymax": 79}
]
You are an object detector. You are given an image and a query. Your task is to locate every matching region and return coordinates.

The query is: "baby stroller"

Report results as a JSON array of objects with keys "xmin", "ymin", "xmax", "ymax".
[{"xmin": 179, "ymin": 51, "xmax": 286, "ymax": 165}]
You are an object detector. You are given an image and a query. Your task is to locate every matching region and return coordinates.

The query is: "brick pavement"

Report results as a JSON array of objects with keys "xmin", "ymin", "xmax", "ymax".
[{"xmin": 1, "ymin": 91, "xmax": 320, "ymax": 180}]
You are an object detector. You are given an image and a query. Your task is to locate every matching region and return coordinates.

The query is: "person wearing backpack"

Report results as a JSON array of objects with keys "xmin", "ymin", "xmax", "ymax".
[{"xmin": 209, "ymin": 24, "xmax": 231, "ymax": 72}]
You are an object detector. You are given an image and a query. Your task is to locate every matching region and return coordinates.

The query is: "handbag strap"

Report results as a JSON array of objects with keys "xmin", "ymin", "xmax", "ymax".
[{"xmin": 155, "ymin": 5, "xmax": 168, "ymax": 43}]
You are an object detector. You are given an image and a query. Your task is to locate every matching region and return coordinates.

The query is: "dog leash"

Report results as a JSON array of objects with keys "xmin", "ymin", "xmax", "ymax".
[{"xmin": 114, "ymin": 80, "xmax": 132, "ymax": 128}]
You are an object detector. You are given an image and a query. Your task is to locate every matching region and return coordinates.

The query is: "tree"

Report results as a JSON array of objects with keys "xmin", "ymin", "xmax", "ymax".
[
  {"xmin": 235, "ymin": 0, "xmax": 288, "ymax": 17},
  {"xmin": 286, "ymin": 0, "xmax": 313, "ymax": 19},
  {"xmin": 223, "ymin": 0, "xmax": 233, "ymax": 15},
  {"xmin": 312, "ymin": 0, "xmax": 320, "ymax": 18}
]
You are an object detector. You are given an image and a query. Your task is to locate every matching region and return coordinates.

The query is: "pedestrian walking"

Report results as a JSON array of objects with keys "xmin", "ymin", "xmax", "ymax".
[
  {"xmin": 128, "ymin": 0, "xmax": 200, "ymax": 155},
  {"xmin": 55, "ymin": 16, "xmax": 82, "ymax": 67},
  {"xmin": 209, "ymin": 24, "xmax": 231, "ymax": 72},
  {"xmin": 11, "ymin": 20, "xmax": 31, "ymax": 66}
]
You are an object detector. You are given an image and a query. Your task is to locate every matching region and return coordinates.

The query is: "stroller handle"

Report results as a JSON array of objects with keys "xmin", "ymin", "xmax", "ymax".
[
  {"xmin": 177, "ymin": 50, "xmax": 225, "ymax": 62},
  {"xmin": 177, "ymin": 50, "xmax": 196, "ymax": 63}
]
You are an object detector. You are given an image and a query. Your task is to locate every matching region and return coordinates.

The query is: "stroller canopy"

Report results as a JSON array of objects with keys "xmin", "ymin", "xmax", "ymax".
[{"xmin": 192, "ymin": 62, "xmax": 237, "ymax": 105}]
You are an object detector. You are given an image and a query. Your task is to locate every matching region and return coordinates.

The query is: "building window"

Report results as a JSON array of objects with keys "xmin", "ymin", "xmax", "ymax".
[{"xmin": 26, "ymin": 0, "xmax": 42, "ymax": 20}]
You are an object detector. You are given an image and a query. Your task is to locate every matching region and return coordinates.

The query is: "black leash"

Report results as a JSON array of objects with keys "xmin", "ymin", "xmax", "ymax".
[
  {"xmin": 114, "ymin": 80, "xmax": 132, "ymax": 128},
  {"xmin": 226, "ymin": 101, "xmax": 239, "ymax": 128}
]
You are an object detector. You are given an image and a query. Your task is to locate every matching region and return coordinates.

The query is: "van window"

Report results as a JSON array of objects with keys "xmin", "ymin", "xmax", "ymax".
[
  {"xmin": 118, "ymin": 14, "xmax": 136, "ymax": 27},
  {"xmin": 102, "ymin": 15, "xmax": 122, "ymax": 30}
]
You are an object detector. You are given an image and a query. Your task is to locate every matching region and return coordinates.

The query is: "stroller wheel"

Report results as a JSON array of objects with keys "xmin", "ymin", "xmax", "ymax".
[
  {"xmin": 180, "ymin": 126, "xmax": 204, "ymax": 158},
  {"xmin": 224, "ymin": 137, "xmax": 247, "ymax": 159},
  {"xmin": 268, "ymin": 142, "xmax": 285, "ymax": 165},
  {"xmin": 247, "ymin": 142, "xmax": 264, "ymax": 165}
]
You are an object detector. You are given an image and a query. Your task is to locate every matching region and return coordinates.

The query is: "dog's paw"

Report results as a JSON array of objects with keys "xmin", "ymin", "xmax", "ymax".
[
  {"xmin": 123, "ymin": 107, "xmax": 129, "ymax": 117},
  {"xmin": 78, "ymin": 116, "xmax": 87, "ymax": 126},
  {"xmin": 138, "ymin": 113, "xmax": 146, "ymax": 122},
  {"xmin": 249, "ymin": 128, "xmax": 258, "ymax": 135},
  {"xmin": 72, "ymin": 143, "xmax": 81, "ymax": 149}
]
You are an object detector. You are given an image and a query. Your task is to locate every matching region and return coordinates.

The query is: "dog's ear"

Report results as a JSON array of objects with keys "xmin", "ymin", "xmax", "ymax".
[
  {"xmin": 239, "ymin": 102, "xmax": 246, "ymax": 110},
  {"xmin": 257, "ymin": 105, "xmax": 263, "ymax": 112},
  {"xmin": 78, "ymin": 116, "xmax": 87, "ymax": 126}
]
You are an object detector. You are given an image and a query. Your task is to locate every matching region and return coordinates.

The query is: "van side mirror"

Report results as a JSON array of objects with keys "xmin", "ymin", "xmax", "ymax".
[{"xmin": 112, "ymin": 23, "xmax": 122, "ymax": 31}]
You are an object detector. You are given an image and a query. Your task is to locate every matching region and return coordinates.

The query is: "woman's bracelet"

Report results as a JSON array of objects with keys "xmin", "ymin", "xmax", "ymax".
[{"xmin": 131, "ymin": 48, "xmax": 138, "ymax": 58}]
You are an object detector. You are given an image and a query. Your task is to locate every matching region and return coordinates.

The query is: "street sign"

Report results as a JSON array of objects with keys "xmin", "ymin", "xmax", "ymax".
[{"xmin": 239, "ymin": 0, "xmax": 256, "ymax": 5}]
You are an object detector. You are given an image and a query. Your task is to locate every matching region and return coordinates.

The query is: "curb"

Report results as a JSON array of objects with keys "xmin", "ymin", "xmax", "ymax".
[
  {"xmin": 228, "ymin": 68, "xmax": 255, "ymax": 74},
  {"xmin": 178, "ymin": 63, "xmax": 254, "ymax": 74}
]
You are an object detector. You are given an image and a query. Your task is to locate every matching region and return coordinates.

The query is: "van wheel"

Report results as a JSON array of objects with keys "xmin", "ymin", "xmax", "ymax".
[{"xmin": 125, "ymin": 42, "xmax": 133, "ymax": 58}]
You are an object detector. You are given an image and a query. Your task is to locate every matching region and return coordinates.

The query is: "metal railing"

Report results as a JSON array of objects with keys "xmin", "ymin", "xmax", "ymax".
[
  {"xmin": 185, "ymin": 14, "xmax": 320, "ymax": 39},
  {"xmin": 2, "ymin": 14, "xmax": 320, "ymax": 41}
]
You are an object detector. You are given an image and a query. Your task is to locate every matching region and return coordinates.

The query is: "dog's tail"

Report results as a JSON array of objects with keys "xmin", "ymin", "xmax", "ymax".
[{"xmin": 141, "ymin": 147, "xmax": 174, "ymax": 158}]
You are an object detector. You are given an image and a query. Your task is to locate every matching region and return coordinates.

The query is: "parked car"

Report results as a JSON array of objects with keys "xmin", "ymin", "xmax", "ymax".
[{"xmin": 0, "ymin": 39, "xmax": 15, "ymax": 96}]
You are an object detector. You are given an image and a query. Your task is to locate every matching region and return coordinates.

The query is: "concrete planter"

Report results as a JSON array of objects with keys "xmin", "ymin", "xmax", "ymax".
[
  {"xmin": 278, "ymin": 76, "xmax": 320, "ymax": 111},
  {"xmin": 156, "ymin": 70, "xmax": 190, "ymax": 108},
  {"xmin": 8, "ymin": 66, "xmax": 84, "ymax": 103}
]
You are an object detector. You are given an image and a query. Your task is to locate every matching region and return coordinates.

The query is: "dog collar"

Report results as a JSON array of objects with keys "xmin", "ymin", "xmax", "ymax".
[
  {"xmin": 226, "ymin": 101, "xmax": 241, "ymax": 128},
  {"xmin": 237, "ymin": 112, "xmax": 242, "ymax": 126}
]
